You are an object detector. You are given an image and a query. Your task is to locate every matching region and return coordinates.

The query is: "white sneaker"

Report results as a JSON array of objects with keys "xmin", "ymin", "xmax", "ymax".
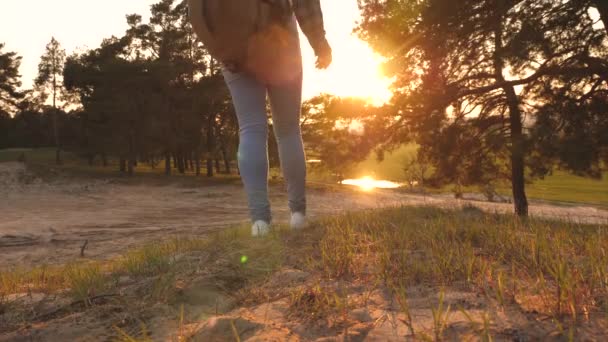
[
  {"xmin": 290, "ymin": 212, "xmax": 307, "ymax": 230},
  {"xmin": 252, "ymin": 220, "xmax": 271, "ymax": 237}
]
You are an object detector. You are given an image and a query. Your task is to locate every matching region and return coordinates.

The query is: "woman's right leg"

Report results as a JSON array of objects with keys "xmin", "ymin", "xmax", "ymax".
[{"xmin": 222, "ymin": 70, "xmax": 271, "ymax": 224}]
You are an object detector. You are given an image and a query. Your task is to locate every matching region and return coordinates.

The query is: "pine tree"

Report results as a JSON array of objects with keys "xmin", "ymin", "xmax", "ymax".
[
  {"xmin": 302, "ymin": 95, "xmax": 377, "ymax": 182},
  {"xmin": 0, "ymin": 43, "xmax": 23, "ymax": 116},
  {"xmin": 63, "ymin": 0, "xmax": 235, "ymax": 177},
  {"xmin": 358, "ymin": 0, "xmax": 608, "ymax": 216},
  {"xmin": 36, "ymin": 37, "xmax": 67, "ymax": 164}
]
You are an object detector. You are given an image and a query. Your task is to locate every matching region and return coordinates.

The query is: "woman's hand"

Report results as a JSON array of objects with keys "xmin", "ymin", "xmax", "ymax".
[{"xmin": 315, "ymin": 39, "xmax": 332, "ymax": 69}]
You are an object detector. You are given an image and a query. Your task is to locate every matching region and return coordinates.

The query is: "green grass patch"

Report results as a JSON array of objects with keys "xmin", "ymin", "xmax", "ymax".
[
  {"xmin": 119, "ymin": 242, "xmax": 181, "ymax": 278},
  {"xmin": 353, "ymin": 144, "xmax": 608, "ymax": 207},
  {"xmin": 64, "ymin": 263, "xmax": 107, "ymax": 305},
  {"xmin": 517, "ymin": 171, "xmax": 608, "ymax": 207},
  {"xmin": 353, "ymin": 144, "xmax": 418, "ymax": 181}
]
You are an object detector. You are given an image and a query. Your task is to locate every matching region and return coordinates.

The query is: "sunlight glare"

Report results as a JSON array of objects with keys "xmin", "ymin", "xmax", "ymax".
[
  {"xmin": 325, "ymin": 42, "xmax": 392, "ymax": 106},
  {"xmin": 342, "ymin": 176, "xmax": 402, "ymax": 192},
  {"xmin": 301, "ymin": 1, "xmax": 393, "ymax": 106}
]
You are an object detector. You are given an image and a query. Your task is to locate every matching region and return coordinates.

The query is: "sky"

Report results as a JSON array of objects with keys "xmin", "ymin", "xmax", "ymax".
[{"xmin": 0, "ymin": 0, "xmax": 392, "ymax": 103}]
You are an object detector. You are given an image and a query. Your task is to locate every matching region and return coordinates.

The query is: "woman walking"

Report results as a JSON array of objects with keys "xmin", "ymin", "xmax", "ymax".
[
  {"xmin": 226, "ymin": 1, "xmax": 331, "ymax": 236},
  {"xmin": 189, "ymin": 0, "xmax": 332, "ymax": 236}
]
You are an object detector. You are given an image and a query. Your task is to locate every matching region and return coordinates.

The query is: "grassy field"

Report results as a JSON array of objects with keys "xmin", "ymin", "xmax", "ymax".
[
  {"xmin": 2, "ymin": 147, "xmax": 607, "ymax": 207},
  {"xmin": 2, "ymin": 206, "xmax": 607, "ymax": 340},
  {"xmin": 519, "ymin": 172, "xmax": 608, "ymax": 207},
  {"xmin": 353, "ymin": 144, "xmax": 608, "ymax": 207}
]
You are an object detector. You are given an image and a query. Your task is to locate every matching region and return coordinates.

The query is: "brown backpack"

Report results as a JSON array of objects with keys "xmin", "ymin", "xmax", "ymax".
[{"xmin": 187, "ymin": 0, "xmax": 301, "ymax": 85}]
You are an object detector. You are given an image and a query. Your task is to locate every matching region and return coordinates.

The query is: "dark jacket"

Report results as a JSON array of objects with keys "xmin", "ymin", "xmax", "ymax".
[{"xmin": 292, "ymin": 0, "xmax": 330, "ymax": 55}]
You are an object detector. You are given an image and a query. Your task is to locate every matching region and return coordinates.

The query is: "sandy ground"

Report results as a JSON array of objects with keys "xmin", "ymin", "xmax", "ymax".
[
  {"xmin": 2, "ymin": 162, "xmax": 608, "ymax": 341},
  {"xmin": 1, "ymin": 161, "xmax": 607, "ymax": 269}
]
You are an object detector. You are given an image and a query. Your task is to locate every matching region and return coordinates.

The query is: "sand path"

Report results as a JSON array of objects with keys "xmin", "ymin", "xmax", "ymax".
[{"xmin": 1, "ymin": 162, "xmax": 606, "ymax": 269}]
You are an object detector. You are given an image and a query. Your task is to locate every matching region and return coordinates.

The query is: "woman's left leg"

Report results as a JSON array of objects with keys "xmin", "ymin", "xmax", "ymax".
[{"xmin": 268, "ymin": 72, "xmax": 306, "ymax": 217}]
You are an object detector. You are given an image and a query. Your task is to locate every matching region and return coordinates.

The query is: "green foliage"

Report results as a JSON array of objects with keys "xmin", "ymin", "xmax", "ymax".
[
  {"xmin": 349, "ymin": 144, "xmax": 608, "ymax": 206},
  {"xmin": 357, "ymin": 0, "xmax": 608, "ymax": 216},
  {"xmin": 353, "ymin": 144, "xmax": 418, "ymax": 181},
  {"xmin": 35, "ymin": 37, "xmax": 68, "ymax": 107},
  {"xmin": 2, "ymin": 0, "xmax": 607, "ymax": 205},
  {"xmin": 0, "ymin": 112, "xmax": 12, "ymax": 149},
  {"xmin": 59, "ymin": 0, "xmax": 235, "ymax": 176},
  {"xmin": 35, "ymin": 37, "xmax": 69, "ymax": 164},
  {"xmin": 0, "ymin": 43, "xmax": 23, "ymax": 116},
  {"xmin": 302, "ymin": 95, "xmax": 378, "ymax": 182}
]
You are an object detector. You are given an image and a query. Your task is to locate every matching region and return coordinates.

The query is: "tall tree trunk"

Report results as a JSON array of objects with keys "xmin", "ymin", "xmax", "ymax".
[
  {"xmin": 127, "ymin": 128, "xmax": 136, "ymax": 177},
  {"xmin": 87, "ymin": 154, "xmax": 94, "ymax": 166},
  {"xmin": 215, "ymin": 159, "xmax": 221, "ymax": 174},
  {"xmin": 165, "ymin": 152, "xmax": 172, "ymax": 176},
  {"xmin": 52, "ymin": 54, "xmax": 62, "ymax": 165},
  {"xmin": 195, "ymin": 147, "xmax": 201, "ymax": 176},
  {"xmin": 177, "ymin": 150, "xmax": 186, "ymax": 174},
  {"xmin": 101, "ymin": 153, "xmax": 108, "ymax": 167},
  {"xmin": 120, "ymin": 158, "xmax": 127, "ymax": 173},
  {"xmin": 206, "ymin": 158, "xmax": 214, "ymax": 177},
  {"xmin": 504, "ymin": 86, "xmax": 528, "ymax": 216},
  {"xmin": 206, "ymin": 114, "xmax": 216, "ymax": 178},
  {"xmin": 52, "ymin": 110, "xmax": 61, "ymax": 165},
  {"xmin": 222, "ymin": 147, "xmax": 232, "ymax": 174},
  {"xmin": 128, "ymin": 159, "xmax": 135, "ymax": 176},
  {"xmin": 592, "ymin": 0, "xmax": 608, "ymax": 36},
  {"xmin": 494, "ymin": 14, "xmax": 529, "ymax": 217}
]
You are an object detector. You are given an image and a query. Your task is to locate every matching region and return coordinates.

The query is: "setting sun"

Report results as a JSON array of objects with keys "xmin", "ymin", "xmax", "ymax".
[{"xmin": 300, "ymin": 1, "xmax": 393, "ymax": 105}]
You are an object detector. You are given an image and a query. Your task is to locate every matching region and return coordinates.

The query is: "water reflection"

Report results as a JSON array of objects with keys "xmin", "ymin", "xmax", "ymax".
[{"xmin": 341, "ymin": 176, "xmax": 402, "ymax": 191}]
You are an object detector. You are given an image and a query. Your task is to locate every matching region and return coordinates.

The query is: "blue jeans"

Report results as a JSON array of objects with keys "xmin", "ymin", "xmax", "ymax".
[{"xmin": 223, "ymin": 62, "xmax": 306, "ymax": 223}]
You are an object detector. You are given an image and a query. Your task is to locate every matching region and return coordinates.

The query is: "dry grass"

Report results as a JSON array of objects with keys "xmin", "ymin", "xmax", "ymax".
[
  {"xmin": 326, "ymin": 206, "xmax": 607, "ymax": 315},
  {"xmin": 2, "ymin": 206, "xmax": 608, "ymax": 340},
  {"xmin": 275, "ymin": 205, "xmax": 607, "ymax": 339}
]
